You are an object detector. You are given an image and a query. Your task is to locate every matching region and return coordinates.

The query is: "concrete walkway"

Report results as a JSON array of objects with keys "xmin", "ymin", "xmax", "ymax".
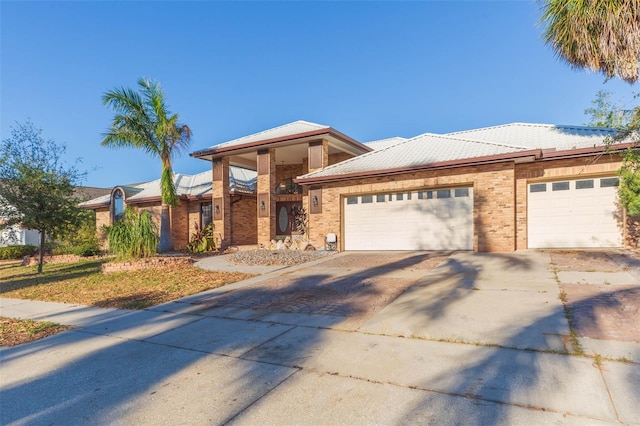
[{"xmin": 1, "ymin": 251, "xmax": 639, "ymax": 425}]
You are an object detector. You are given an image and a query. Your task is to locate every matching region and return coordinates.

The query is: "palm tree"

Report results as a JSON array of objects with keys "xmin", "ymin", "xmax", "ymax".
[
  {"xmin": 102, "ymin": 78, "xmax": 192, "ymax": 251},
  {"xmin": 540, "ymin": 0, "xmax": 640, "ymax": 84}
]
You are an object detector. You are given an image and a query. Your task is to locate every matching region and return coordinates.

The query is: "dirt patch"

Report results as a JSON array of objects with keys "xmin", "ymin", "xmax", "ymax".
[
  {"xmin": 0, "ymin": 317, "xmax": 71, "ymax": 346},
  {"xmin": 318, "ymin": 252, "xmax": 451, "ymax": 270},
  {"xmin": 550, "ymin": 251, "xmax": 623, "ymax": 272},
  {"xmin": 561, "ymin": 283, "xmax": 640, "ymax": 342},
  {"xmin": 195, "ymin": 273, "xmax": 416, "ymax": 324}
]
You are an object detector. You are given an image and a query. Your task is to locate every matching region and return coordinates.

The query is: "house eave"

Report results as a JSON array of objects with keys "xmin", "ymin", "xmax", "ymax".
[
  {"xmin": 295, "ymin": 149, "xmax": 543, "ymax": 185},
  {"xmin": 190, "ymin": 128, "xmax": 371, "ymax": 160}
]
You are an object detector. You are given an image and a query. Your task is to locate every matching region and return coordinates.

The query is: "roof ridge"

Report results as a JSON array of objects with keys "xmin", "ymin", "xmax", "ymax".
[
  {"xmin": 215, "ymin": 120, "xmax": 329, "ymax": 148},
  {"xmin": 407, "ymin": 131, "xmax": 530, "ymax": 150},
  {"xmin": 448, "ymin": 122, "xmax": 617, "ymax": 136}
]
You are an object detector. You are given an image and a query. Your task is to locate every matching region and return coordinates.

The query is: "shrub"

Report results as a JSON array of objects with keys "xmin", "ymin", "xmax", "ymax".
[
  {"xmin": 0, "ymin": 244, "xmax": 37, "ymax": 260},
  {"xmin": 186, "ymin": 222, "xmax": 218, "ymax": 254},
  {"xmin": 51, "ymin": 210, "xmax": 101, "ymax": 257},
  {"xmin": 106, "ymin": 208, "xmax": 158, "ymax": 259}
]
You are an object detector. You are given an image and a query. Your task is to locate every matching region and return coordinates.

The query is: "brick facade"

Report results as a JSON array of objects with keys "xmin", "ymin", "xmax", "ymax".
[
  {"xmin": 306, "ymin": 163, "xmax": 516, "ymax": 252},
  {"xmin": 230, "ymin": 195, "xmax": 257, "ymax": 245}
]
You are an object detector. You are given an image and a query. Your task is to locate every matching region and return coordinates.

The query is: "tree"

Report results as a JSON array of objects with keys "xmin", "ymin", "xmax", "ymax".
[
  {"xmin": 583, "ymin": 89, "xmax": 633, "ymax": 128},
  {"xmin": 584, "ymin": 91, "xmax": 640, "ymax": 215},
  {"xmin": 102, "ymin": 78, "xmax": 192, "ymax": 252},
  {"xmin": 540, "ymin": 0, "xmax": 640, "ymax": 84},
  {"xmin": 0, "ymin": 122, "xmax": 85, "ymax": 273}
]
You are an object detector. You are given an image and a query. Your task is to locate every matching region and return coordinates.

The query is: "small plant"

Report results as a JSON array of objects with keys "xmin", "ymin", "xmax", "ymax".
[
  {"xmin": 105, "ymin": 208, "xmax": 159, "ymax": 260},
  {"xmin": 291, "ymin": 205, "xmax": 308, "ymax": 235},
  {"xmin": 186, "ymin": 222, "xmax": 217, "ymax": 254}
]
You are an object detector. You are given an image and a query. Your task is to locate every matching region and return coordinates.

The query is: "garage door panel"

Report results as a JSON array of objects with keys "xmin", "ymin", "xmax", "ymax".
[
  {"xmin": 344, "ymin": 188, "xmax": 473, "ymax": 251},
  {"xmin": 528, "ymin": 178, "xmax": 621, "ymax": 248}
]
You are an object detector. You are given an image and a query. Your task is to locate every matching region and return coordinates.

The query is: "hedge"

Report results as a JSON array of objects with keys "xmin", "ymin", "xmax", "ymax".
[{"xmin": 0, "ymin": 245, "xmax": 38, "ymax": 260}]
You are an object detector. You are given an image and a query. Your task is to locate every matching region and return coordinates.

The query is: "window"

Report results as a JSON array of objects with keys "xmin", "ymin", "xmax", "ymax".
[
  {"xmin": 347, "ymin": 197, "xmax": 358, "ymax": 205},
  {"xmin": 396, "ymin": 193, "xmax": 404, "ymax": 201},
  {"xmin": 112, "ymin": 189, "xmax": 125, "ymax": 222},
  {"xmin": 436, "ymin": 189, "xmax": 451, "ymax": 199},
  {"xmin": 376, "ymin": 194, "xmax": 386, "ymax": 203},
  {"xmin": 361, "ymin": 195, "xmax": 373, "ymax": 203},
  {"xmin": 600, "ymin": 177, "xmax": 619, "ymax": 188},
  {"xmin": 454, "ymin": 188, "xmax": 469, "ymax": 197},
  {"xmin": 552, "ymin": 181, "xmax": 570, "ymax": 191},
  {"xmin": 529, "ymin": 183, "xmax": 546, "ymax": 193},
  {"xmin": 576, "ymin": 179, "xmax": 594, "ymax": 190},
  {"xmin": 201, "ymin": 202, "xmax": 212, "ymax": 229},
  {"xmin": 427, "ymin": 191, "xmax": 433, "ymax": 199}
]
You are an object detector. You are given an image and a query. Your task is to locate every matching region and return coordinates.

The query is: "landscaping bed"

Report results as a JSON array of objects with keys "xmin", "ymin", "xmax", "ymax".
[{"xmin": 228, "ymin": 249, "xmax": 333, "ymax": 266}]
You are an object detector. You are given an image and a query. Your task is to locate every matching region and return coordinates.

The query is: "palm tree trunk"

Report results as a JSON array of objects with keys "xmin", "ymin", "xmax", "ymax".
[{"xmin": 159, "ymin": 203, "xmax": 173, "ymax": 252}]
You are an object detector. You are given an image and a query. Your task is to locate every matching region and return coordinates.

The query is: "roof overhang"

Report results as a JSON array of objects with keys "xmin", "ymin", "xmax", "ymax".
[
  {"xmin": 295, "ymin": 149, "xmax": 543, "ymax": 185},
  {"xmin": 190, "ymin": 128, "xmax": 372, "ymax": 161}
]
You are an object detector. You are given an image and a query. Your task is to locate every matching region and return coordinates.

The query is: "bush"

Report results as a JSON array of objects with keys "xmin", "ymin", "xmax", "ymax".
[
  {"xmin": 0, "ymin": 245, "xmax": 37, "ymax": 260},
  {"xmin": 51, "ymin": 210, "xmax": 102, "ymax": 257},
  {"xmin": 106, "ymin": 208, "xmax": 159, "ymax": 259},
  {"xmin": 186, "ymin": 223, "xmax": 218, "ymax": 254}
]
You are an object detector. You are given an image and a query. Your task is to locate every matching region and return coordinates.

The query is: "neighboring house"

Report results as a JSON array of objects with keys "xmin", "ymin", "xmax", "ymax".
[
  {"xmin": 0, "ymin": 186, "xmax": 110, "ymax": 247},
  {"xmin": 82, "ymin": 119, "xmax": 635, "ymax": 252},
  {"xmin": 79, "ymin": 169, "xmax": 257, "ymax": 249}
]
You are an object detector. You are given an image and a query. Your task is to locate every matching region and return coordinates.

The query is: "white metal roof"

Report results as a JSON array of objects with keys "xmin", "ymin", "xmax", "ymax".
[
  {"xmin": 79, "ymin": 167, "xmax": 257, "ymax": 208},
  {"xmin": 446, "ymin": 123, "xmax": 616, "ymax": 151},
  {"xmin": 203, "ymin": 120, "xmax": 330, "ymax": 151},
  {"xmin": 300, "ymin": 132, "xmax": 530, "ymax": 179},
  {"xmin": 363, "ymin": 136, "xmax": 408, "ymax": 150}
]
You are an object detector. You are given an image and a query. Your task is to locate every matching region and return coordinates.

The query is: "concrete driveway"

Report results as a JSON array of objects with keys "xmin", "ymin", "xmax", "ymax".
[{"xmin": 1, "ymin": 250, "xmax": 639, "ymax": 425}]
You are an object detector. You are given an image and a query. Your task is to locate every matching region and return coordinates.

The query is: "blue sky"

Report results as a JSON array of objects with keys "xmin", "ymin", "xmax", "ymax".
[{"xmin": 1, "ymin": 1, "xmax": 637, "ymax": 188}]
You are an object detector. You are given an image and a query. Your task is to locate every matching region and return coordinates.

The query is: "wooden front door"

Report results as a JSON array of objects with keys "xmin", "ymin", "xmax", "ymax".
[{"xmin": 276, "ymin": 201, "xmax": 301, "ymax": 235}]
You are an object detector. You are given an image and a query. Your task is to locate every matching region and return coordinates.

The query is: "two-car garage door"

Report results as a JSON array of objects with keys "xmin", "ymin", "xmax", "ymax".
[
  {"xmin": 343, "ymin": 187, "xmax": 473, "ymax": 251},
  {"xmin": 527, "ymin": 176, "xmax": 622, "ymax": 248}
]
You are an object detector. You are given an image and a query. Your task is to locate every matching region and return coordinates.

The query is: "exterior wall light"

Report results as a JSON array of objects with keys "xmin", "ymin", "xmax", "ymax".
[
  {"xmin": 260, "ymin": 200, "xmax": 266, "ymax": 211},
  {"xmin": 312, "ymin": 195, "xmax": 319, "ymax": 207},
  {"xmin": 214, "ymin": 205, "xmax": 220, "ymax": 214}
]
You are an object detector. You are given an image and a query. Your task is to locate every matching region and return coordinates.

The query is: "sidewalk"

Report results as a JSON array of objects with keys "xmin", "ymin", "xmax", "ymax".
[{"xmin": 1, "ymin": 251, "xmax": 639, "ymax": 425}]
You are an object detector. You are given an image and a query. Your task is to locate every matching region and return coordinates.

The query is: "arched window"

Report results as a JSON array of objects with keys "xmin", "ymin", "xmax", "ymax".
[
  {"xmin": 275, "ymin": 178, "xmax": 302, "ymax": 195},
  {"xmin": 112, "ymin": 189, "xmax": 125, "ymax": 222}
]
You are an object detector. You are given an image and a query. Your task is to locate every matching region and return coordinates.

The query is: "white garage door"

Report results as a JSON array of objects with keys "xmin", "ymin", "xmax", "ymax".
[
  {"xmin": 343, "ymin": 188, "xmax": 473, "ymax": 251},
  {"xmin": 528, "ymin": 177, "xmax": 622, "ymax": 248}
]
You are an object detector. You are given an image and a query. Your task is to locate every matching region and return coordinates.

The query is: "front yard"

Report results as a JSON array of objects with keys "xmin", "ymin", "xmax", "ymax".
[
  {"xmin": 0, "ymin": 258, "xmax": 253, "ymax": 346},
  {"xmin": 0, "ymin": 259, "xmax": 252, "ymax": 310}
]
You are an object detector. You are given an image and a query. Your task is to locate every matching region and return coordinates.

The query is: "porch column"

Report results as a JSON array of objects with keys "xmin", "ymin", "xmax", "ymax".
[
  {"xmin": 212, "ymin": 157, "xmax": 231, "ymax": 248},
  {"xmin": 257, "ymin": 149, "xmax": 276, "ymax": 246},
  {"xmin": 307, "ymin": 139, "xmax": 329, "ymax": 173}
]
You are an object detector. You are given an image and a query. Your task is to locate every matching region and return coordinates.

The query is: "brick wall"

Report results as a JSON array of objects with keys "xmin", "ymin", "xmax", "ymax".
[
  {"xmin": 231, "ymin": 195, "xmax": 257, "ymax": 245},
  {"xmin": 170, "ymin": 201, "xmax": 189, "ymax": 250},
  {"xmin": 95, "ymin": 208, "xmax": 110, "ymax": 249},
  {"xmin": 514, "ymin": 155, "xmax": 623, "ymax": 250},
  {"xmin": 306, "ymin": 163, "xmax": 516, "ymax": 252}
]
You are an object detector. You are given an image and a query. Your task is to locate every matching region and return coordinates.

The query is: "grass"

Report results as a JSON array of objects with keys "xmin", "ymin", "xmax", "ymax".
[
  {"xmin": 0, "ymin": 259, "xmax": 253, "ymax": 310},
  {"xmin": 0, "ymin": 317, "xmax": 71, "ymax": 346}
]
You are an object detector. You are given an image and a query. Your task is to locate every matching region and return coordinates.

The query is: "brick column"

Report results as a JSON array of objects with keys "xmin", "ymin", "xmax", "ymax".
[
  {"xmin": 257, "ymin": 149, "xmax": 276, "ymax": 246},
  {"xmin": 212, "ymin": 158, "xmax": 231, "ymax": 248},
  {"xmin": 307, "ymin": 139, "xmax": 329, "ymax": 173}
]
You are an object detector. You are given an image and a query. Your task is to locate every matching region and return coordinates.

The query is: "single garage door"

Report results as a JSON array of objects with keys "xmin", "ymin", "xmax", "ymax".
[
  {"xmin": 343, "ymin": 187, "xmax": 473, "ymax": 251},
  {"xmin": 527, "ymin": 177, "xmax": 622, "ymax": 248}
]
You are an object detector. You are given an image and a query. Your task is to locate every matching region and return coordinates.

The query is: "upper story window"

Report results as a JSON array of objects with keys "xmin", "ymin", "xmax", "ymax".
[
  {"xmin": 275, "ymin": 178, "xmax": 302, "ymax": 194},
  {"xmin": 112, "ymin": 189, "xmax": 125, "ymax": 222}
]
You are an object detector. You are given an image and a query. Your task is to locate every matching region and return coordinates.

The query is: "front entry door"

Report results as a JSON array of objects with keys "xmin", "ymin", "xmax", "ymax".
[{"xmin": 276, "ymin": 201, "xmax": 301, "ymax": 235}]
